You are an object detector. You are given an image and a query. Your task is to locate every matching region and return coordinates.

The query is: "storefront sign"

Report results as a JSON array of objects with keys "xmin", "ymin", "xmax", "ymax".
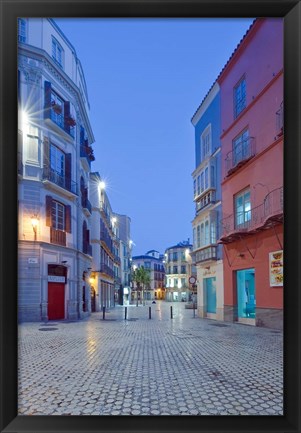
[
  {"xmin": 48, "ymin": 275, "xmax": 66, "ymax": 283},
  {"xmin": 269, "ymin": 250, "xmax": 283, "ymax": 287}
]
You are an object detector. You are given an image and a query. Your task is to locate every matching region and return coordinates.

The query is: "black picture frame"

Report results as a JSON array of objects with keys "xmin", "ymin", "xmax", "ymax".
[{"xmin": 0, "ymin": 1, "xmax": 300, "ymax": 432}]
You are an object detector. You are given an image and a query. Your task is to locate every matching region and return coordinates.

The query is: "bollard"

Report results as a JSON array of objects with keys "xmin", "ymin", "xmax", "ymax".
[
  {"xmin": 102, "ymin": 306, "xmax": 106, "ymax": 320},
  {"xmin": 125, "ymin": 306, "xmax": 127, "ymax": 320},
  {"xmin": 170, "ymin": 306, "xmax": 173, "ymax": 319},
  {"xmin": 193, "ymin": 303, "xmax": 196, "ymax": 318},
  {"xmin": 149, "ymin": 306, "xmax": 151, "ymax": 319}
]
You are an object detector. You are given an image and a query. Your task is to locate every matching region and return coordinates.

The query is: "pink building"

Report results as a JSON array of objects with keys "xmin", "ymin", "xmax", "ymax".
[{"xmin": 218, "ymin": 18, "xmax": 283, "ymax": 329}]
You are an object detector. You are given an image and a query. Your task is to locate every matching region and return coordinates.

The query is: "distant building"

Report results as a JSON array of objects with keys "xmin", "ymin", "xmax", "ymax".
[
  {"xmin": 191, "ymin": 82, "xmax": 224, "ymax": 321},
  {"xmin": 18, "ymin": 18, "xmax": 94, "ymax": 321},
  {"xmin": 131, "ymin": 251, "xmax": 165, "ymax": 302},
  {"xmin": 164, "ymin": 241, "xmax": 196, "ymax": 302},
  {"xmin": 116, "ymin": 214, "xmax": 132, "ymax": 305},
  {"xmin": 89, "ymin": 172, "xmax": 119, "ymax": 310}
]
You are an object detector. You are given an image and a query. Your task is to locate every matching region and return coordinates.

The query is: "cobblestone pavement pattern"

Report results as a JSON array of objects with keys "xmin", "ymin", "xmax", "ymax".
[{"xmin": 18, "ymin": 301, "xmax": 283, "ymax": 416}]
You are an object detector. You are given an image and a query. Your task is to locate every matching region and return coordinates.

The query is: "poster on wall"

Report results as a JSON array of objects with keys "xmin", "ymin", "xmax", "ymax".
[{"xmin": 269, "ymin": 250, "xmax": 283, "ymax": 287}]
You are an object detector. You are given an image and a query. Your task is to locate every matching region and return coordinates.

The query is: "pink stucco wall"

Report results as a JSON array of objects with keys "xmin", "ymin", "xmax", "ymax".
[{"xmin": 219, "ymin": 18, "xmax": 284, "ymax": 313}]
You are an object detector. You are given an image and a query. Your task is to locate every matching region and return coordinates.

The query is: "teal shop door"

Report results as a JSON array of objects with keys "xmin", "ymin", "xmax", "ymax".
[
  {"xmin": 236, "ymin": 269, "xmax": 256, "ymax": 318},
  {"xmin": 205, "ymin": 277, "xmax": 216, "ymax": 314}
]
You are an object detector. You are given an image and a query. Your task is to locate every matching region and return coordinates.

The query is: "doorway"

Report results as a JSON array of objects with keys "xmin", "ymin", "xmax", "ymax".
[
  {"xmin": 91, "ymin": 287, "xmax": 96, "ymax": 312},
  {"xmin": 48, "ymin": 283, "xmax": 65, "ymax": 320},
  {"xmin": 236, "ymin": 268, "xmax": 256, "ymax": 319},
  {"xmin": 204, "ymin": 277, "xmax": 217, "ymax": 314}
]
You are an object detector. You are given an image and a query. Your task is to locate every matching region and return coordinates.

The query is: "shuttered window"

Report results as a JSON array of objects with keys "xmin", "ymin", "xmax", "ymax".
[{"xmin": 46, "ymin": 195, "xmax": 71, "ymax": 233}]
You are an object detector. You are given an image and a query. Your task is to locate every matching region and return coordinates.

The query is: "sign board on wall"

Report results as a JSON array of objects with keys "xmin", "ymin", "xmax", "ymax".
[
  {"xmin": 48, "ymin": 275, "xmax": 66, "ymax": 283},
  {"xmin": 28, "ymin": 257, "xmax": 38, "ymax": 264},
  {"xmin": 269, "ymin": 250, "xmax": 283, "ymax": 287}
]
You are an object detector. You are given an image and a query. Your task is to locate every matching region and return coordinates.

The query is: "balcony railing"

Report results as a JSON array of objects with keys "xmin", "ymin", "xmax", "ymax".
[
  {"xmin": 220, "ymin": 187, "xmax": 283, "ymax": 241},
  {"xmin": 49, "ymin": 108, "xmax": 75, "ymax": 138},
  {"xmin": 50, "ymin": 228, "xmax": 66, "ymax": 246},
  {"xmin": 276, "ymin": 102, "xmax": 283, "ymax": 136},
  {"xmin": 43, "ymin": 168, "xmax": 77, "ymax": 195},
  {"xmin": 99, "ymin": 263, "xmax": 115, "ymax": 278},
  {"xmin": 80, "ymin": 144, "xmax": 93, "ymax": 169},
  {"xmin": 83, "ymin": 242, "xmax": 92, "ymax": 256},
  {"xmin": 225, "ymin": 137, "xmax": 255, "ymax": 175},
  {"xmin": 82, "ymin": 197, "xmax": 92, "ymax": 215}
]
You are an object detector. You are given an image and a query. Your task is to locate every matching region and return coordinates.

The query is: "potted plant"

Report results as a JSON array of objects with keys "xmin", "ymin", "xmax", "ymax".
[
  {"xmin": 65, "ymin": 115, "xmax": 76, "ymax": 127},
  {"xmin": 51, "ymin": 101, "xmax": 62, "ymax": 114}
]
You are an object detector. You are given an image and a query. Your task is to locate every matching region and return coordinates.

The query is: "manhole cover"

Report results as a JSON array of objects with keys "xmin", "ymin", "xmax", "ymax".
[{"xmin": 38, "ymin": 328, "xmax": 58, "ymax": 331}]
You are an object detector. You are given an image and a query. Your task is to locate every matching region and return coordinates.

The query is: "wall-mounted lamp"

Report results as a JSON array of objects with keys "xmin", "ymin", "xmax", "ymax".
[
  {"xmin": 238, "ymin": 253, "xmax": 245, "ymax": 258},
  {"xmin": 31, "ymin": 215, "xmax": 39, "ymax": 241},
  {"xmin": 61, "ymin": 260, "xmax": 68, "ymax": 264}
]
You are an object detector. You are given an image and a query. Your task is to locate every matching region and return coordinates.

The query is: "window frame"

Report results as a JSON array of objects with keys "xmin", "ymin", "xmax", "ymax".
[
  {"xmin": 234, "ymin": 187, "xmax": 251, "ymax": 228},
  {"xmin": 234, "ymin": 75, "xmax": 246, "ymax": 118},
  {"xmin": 51, "ymin": 200, "xmax": 65, "ymax": 231},
  {"xmin": 52, "ymin": 36, "xmax": 64, "ymax": 68},
  {"xmin": 18, "ymin": 18, "xmax": 27, "ymax": 43}
]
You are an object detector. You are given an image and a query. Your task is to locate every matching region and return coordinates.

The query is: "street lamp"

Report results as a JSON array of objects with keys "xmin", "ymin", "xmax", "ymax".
[{"xmin": 31, "ymin": 215, "xmax": 39, "ymax": 241}]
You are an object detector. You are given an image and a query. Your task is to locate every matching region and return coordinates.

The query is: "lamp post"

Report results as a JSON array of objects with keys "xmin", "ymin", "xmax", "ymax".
[{"xmin": 31, "ymin": 215, "xmax": 39, "ymax": 241}]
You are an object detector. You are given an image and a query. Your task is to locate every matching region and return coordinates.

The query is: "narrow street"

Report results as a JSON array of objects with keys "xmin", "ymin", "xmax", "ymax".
[{"xmin": 18, "ymin": 301, "xmax": 283, "ymax": 416}]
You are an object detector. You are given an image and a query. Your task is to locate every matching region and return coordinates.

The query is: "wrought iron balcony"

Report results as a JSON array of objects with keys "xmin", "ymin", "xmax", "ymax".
[
  {"xmin": 82, "ymin": 197, "xmax": 92, "ymax": 215},
  {"xmin": 83, "ymin": 242, "xmax": 92, "ymax": 256},
  {"xmin": 43, "ymin": 168, "xmax": 77, "ymax": 195},
  {"xmin": 220, "ymin": 187, "xmax": 283, "ymax": 243},
  {"xmin": 99, "ymin": 263, "xmax": 115, "ymax": 278},
  {"xmin": 48, "ymin": 108, "xmax": 75, "ymax": 138},
  {"xmin": 80, "ymin": 143, "xmax": 94, "ymax": 169},
  {"xmin": 225, "ymin": 137, "xmax": 255, "ymax": 175}
]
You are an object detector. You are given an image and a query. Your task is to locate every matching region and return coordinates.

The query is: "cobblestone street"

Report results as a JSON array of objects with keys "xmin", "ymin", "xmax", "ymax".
[{"xmin": 18, "ymin": 301, "xmax": 283, "ymax": 416}]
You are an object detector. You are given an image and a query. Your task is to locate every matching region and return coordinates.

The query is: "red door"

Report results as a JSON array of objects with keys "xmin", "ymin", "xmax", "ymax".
[{"xmin": 48, "ymin": 283, "xmax": 65, "ymax": 320}]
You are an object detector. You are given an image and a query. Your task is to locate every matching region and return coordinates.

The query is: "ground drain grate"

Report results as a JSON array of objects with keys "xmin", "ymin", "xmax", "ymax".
[
  {"xmin": 38, "ymin": 328, "xmax": 58, "ymax": 331},
  {"xmin": 126, "ymin": 318, "xmax": 139, "ymax": 321},
  {"xmin": 40, "ymin": 323, "xmax": 59, "ymax": 326},
  {"xmin": 101, "ymin": 319, "xmax": 117, "ymax": 321}
]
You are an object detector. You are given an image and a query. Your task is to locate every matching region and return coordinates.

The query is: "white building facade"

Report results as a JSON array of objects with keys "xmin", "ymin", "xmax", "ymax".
[
  {"xmin": 191, "ymin": 83, "xmax": 224, "ymax": 321},
  {"xmin": 18, "ymin": 18, "xmax": 95, "ymax": 321},
  {"xmin": 164, "ymin": 241, "xmax": 195, "ymax": 303}
]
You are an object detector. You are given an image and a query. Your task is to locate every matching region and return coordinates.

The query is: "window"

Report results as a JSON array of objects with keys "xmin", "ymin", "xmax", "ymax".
[
  {"xmin": 181, "ymin": 251, "xmax": 186, "ymax": 260},
  {"xmin": 204, "ymin": 167, "xmax": 209, "ymax": 190},
  {"xmin": 197, "ymin": 226, "xmax": 200, "ymax": 248},
  {"xmin": 181, "ymin": 278, "xmax": 186, "ymax": 288},
  {"xmin": 52, "ymin": 200, "xmax": 65, "ymax": 230},
  {"xmin": 174, "ymin": 278, "xmax": 178, "ymax": 288},
  {"xmin": 173, "ymin": 266, "xmax": 178, "ymax": 274},
  {"xmin": 52, "ymin": 37, "xmax": 63, "ymax": 68},
  {"xmin": 173, "ymin": 252, "xmax": 178, "ymax": 261},
  {"xmin": 201, "ymin": 125, "xmax": 211, "ymax": 161},
  {"xmin": 211, "ymin": 221, "xmax": 216, "ymax": 244},
  {"xmin": 201, "ymin": 223, "xmax": 204, "ymax": 246},
  {"xmin": 181, "ymin": 265, "xmax": 186, "ymax": 274},
  {"xmin": 168, "ymin": 266, "xmax": 171, "ymax": 274},
  {"xmin": 50, "ymin": 144, "xmax": 65, "ymax": 177},
  {"xmin": 205, "ymin": 221, "xmax": 210, "ymax": 245},
  {"xmin": 234, "ymin": 76, "xmax": 246, "ymax": 118},
  {"xmin": 193, "ymin": 227, "xmax": 196, "ymax": 249},
  {"xmin": 233, "ymin": 129, "xmax": 250, "ymax": 166},
  {"xmin": 197, "ymin": 175, "xmax": 200, "ymax": 195},
  {"xmin": 235, "ymin": 188, "xmax": 251, "ymax": 228},
  {"xmin": 50, "ymin": 91, "xmax": 64, "ymax": 128},
  {"xmin": 18, "ymin": 18, "xmax": 26, "ymax": 43},
  {"xmin": 193, "ymin": 179, "xmax": 196, "ymax": 197}
]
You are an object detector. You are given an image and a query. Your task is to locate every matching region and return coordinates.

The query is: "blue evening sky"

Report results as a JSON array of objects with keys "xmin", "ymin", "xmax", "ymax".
[{"xmin": 55, "ymin": 18, "xmax": 254, "ymax": 256}]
